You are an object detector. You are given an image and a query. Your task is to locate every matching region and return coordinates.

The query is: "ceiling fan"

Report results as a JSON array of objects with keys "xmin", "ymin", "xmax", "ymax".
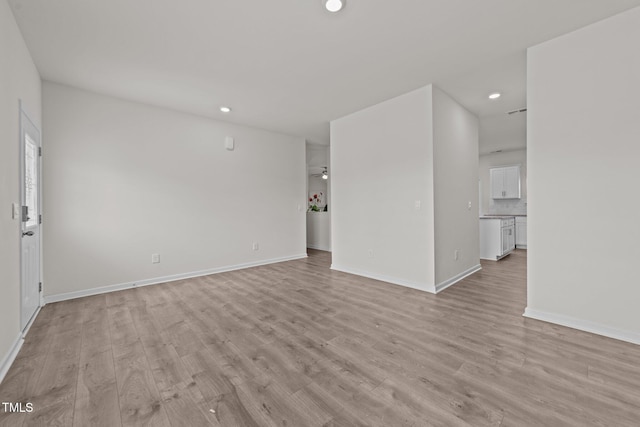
[{"xmin": 310, "ymin": 166, "xmax": 329, "ymax": 180}]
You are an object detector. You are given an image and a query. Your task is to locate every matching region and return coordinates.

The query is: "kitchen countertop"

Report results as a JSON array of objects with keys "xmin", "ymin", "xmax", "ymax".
[{"xmin": 480, "ymin": 215, "xmax": 515, "ymax": 220}]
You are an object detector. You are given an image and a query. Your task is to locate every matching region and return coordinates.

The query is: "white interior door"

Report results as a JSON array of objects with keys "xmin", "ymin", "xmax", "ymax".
[{"xmin": 20, "ymin": 106, "xmax": 41, "ymax": 330}]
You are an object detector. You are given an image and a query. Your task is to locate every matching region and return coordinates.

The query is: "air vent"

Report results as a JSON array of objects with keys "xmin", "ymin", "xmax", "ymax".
[{"xmin": 507, "ymin": 108, "xmax": 527, "ymax": 115}]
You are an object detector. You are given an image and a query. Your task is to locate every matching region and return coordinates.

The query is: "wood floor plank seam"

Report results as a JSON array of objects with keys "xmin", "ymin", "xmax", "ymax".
[
  {"xmin": 106, "ymin": 297, "xmax": 124, "ymax": 427},
  {"xmin": 108, "ymin": 303, "xmax": 130, "ymax": 427}
]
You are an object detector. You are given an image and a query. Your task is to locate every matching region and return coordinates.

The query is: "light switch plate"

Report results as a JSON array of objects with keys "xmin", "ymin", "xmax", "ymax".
[{"xmin": 12, "ymin": 203, "xmax": 20, "ymax": 220}]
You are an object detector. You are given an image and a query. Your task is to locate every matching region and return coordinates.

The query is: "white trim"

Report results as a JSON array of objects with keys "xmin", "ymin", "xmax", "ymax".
[
  {"xmin": 44, "ymin": 254, "xmax": 308, "ymax": 304},
  {"xmin": 523, "ymin": 307, "xmax": 640, "ymax": 346},
  {"xmin": 480, "ymin": 250, "xmax": 513, "ymax": 262},
  {"xmin": 0, "ymin": 304, "xmax": 41, "ymax": 384},
  {"xmin": 22, "ymin": 305, "xmax": 41, "ymax": 337},
  {"xmin": 306, "ymin": 244, "xmax": 331, "ymax": 252},
  {"xmin": 330, "ymin": 264, "xmax": 436, "ymax": 294},
  {"xmin": 434, "ymin": 264, "xmax": 482, "ymax": 293},
  {"xmin": 0, "ymin": 333, "xmax": 24, "ymax": 385}
]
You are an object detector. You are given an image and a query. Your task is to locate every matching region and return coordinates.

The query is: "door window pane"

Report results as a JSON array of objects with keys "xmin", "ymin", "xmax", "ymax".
[{"xmin": 24, "ymin": 133, "xmax": 38, "ymax": 228}]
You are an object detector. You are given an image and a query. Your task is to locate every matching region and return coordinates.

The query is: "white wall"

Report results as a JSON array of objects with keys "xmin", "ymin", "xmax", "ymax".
[
  {"xmin": 526, "ymin": 6, "xmax": 640, "ymax": 343},
  {"xmin": 479, "ymin": 149, "xmax": 527, "ymax": 215},
  {"xmin": 432, "ymin": 86, "xmax": 480, "ymax": 286},
  {"xmin": 306, "ymin": 143, "xmax": 329, "ymax": 170},
  {"xmin": 42, "ymin": 82, "xmax": 306, "ymax": 299},
  {"xmin": 0, "ymin": 1, "xmax": 42, "ymax": 379},
  {"xmin": 331, "ymin": 85, "xmax": 480, "ymax": 292},
  {"xmin": 306, "ymin": 212, "xmax": 331, "ymax": 251},
  {"xmin": 331, "ymin": 86, "xmax": 436, "ymax": 291},
  {"xmin": 478, "ymin": 113, "xmax": 527, "ymax": 156}
]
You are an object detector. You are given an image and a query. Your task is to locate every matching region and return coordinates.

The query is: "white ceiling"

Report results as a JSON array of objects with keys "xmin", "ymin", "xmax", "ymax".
[{"xmin": 9, "ymin": 0, "xmax": 640, "ymax": 148}]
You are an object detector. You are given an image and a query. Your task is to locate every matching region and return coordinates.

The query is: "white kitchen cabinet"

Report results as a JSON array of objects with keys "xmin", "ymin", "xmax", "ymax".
[
  {"xmin": 515, "ymin": 216, "xmax": 527, "ymax": 249},
  {"xmin": 490, "ymin": 165, "xmax": 521, "ymax": 199},
  {"xmin": 502, "ymin": 226, "xmax": 515, "ymax": 254},
  {"xmin": 480, "ymin": 217, "xmax": 515, "ymax": 260}
]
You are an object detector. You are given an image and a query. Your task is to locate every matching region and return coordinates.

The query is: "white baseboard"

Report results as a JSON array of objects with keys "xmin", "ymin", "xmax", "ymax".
[
  {"xmin": 435, "ymin": 264, "xmax": 482, "ymax": 293},
  {"xmin": 330, "ymin": 264, "xmax": 436, "ymax": 294},
  {"xmin": 0, "ymin": 306, "xmax": 43, "ymax": 385},
  {"xmin": 330, "ymin": 263, "xmax": 481, "ymax": 295},
  {"xmin": 44, "ymin": 253, "xmax": 308, "ymax": 304},
  {"xmin": 22, "ymin": 305, "xmax": 42, "ymax": 337},
  {"xmin": 523, "ymin": 307, "xmax": 640, "ymax": 346},
  {"xmin": 307, "ymin": 244, "xmax": 331, "ymax": 252},
  {"xmin": 0, "ymin": 333, "xmax": 24, "ymax": 385}
]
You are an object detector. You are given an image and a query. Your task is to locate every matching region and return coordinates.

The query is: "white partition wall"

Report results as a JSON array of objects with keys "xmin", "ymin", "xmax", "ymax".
[
  {"xmin": 432, "ymin": 87, "xmax": 480, "ymax": 287},
  {"xmin": 331, "ymin": 85, "xmax": 479, "ymax": 293},
  {"xmin": 526, "ymin": 7, "xmax": 640, "ymax": 343}
]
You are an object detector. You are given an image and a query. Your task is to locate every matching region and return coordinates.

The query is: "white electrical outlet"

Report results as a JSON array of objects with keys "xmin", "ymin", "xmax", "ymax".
[
  {"xmin": 414, "ymin": 200, "xmax": 421, "ymax": 210},
  {"xmin": 454, "ymin": 250, "xmax": 459, "ymax": 261},
  {"xmin": 151, "ymin": 254, "xmax": 160, "ymax": 264},
  {"xmin": 468, "ymin": 201, "xmax": 472, "ymax": 210},
  {"xmin": 368, "ymin": 249, "xmax": 374, "ymax": 258},
  {"xmin": 252, "ymin": 242, "xmax": 259, "ymax": 251}
]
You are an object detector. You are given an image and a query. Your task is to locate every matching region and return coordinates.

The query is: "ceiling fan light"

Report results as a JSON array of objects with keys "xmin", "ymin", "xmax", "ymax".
[{"xmin": 325, "ymin": 0, "xmax": 345, "ymax": 13}]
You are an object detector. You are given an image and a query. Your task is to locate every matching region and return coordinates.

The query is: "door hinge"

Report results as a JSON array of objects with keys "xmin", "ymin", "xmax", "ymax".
[
  {"xmin": 39, "ymin": 282, "xmax": 42, "ymax": 292},
  {"xmin": 38, "ymin": 146, "xmax": 42, "ymax": 157},
  {"xmin": 39, "ymin": 214, "xmax": 42, "ymax": 224}
]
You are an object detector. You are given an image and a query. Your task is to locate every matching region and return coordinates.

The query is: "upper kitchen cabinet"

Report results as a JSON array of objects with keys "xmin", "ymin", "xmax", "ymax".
[{"xmin": 490, "ymin": 165, "xmax": 521, "ymax": 199}]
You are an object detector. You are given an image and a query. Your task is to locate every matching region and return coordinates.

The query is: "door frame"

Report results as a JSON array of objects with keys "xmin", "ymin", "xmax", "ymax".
[{"xmin": 19, "ymin": 100, "xmax": 42, "ymax": 333}]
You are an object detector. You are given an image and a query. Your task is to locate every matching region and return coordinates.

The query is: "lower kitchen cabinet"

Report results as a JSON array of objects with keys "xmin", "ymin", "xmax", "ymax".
[{"xmin": 480, "ymin": 217, "xmax": 515, "ymax": 261}]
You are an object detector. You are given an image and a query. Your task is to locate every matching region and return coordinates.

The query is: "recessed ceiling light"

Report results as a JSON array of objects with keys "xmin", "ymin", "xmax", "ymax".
[
  {"xmin": 488, "ymin": 93, "xmax": 501, "ymax": 100},
  {"xmin": 220, "ymin": 106, "xmax": 231, "ymax": 113},
  {"xmin": 324, "ymin": 0, "xmax": 345, "ymax": 12}
]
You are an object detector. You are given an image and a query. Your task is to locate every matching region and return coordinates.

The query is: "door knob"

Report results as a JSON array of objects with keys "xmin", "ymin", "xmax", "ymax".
[{"xmin": 22, "ymin": 231, "xmax": 34, "ymax": 237}]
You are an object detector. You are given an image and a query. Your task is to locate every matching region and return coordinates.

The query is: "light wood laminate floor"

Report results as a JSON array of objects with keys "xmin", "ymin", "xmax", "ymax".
[{"xmin": 1, "ymin": 249, "xmax": 639, "ymax": 426}]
